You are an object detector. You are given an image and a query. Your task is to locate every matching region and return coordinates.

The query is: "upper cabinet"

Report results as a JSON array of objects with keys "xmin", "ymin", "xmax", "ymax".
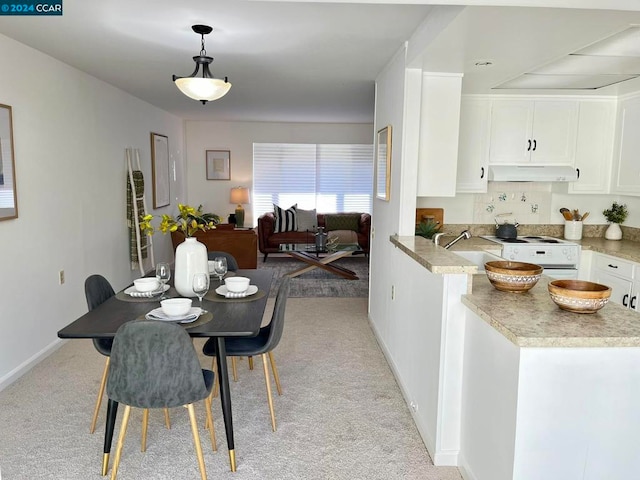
[
  {"xmin": 456, "ymin": 98, "xmax": 491, "ymax": 193},
  {"xmin": 569, "ymin": 100, "xmax": 616, "ymax": 195},
  {"xmin": 611, "ymin": 95, "xmax": 640, "ymax": 196},
  {"xmin": 489, "ymin": 99, "xmax": 578, "ymax": 165}
]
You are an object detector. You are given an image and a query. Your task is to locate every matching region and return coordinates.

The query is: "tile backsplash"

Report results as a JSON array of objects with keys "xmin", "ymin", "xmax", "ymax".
[{"xmin": 474, "ymin": 182, "xmax": 552, "ymax": 225}]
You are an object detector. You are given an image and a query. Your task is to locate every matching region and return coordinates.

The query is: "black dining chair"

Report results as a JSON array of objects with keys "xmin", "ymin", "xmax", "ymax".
[
  {"xmin": 207, "ymin": 251, "xmax": 239, "ymax": 271},
  {"xmin": 107, "ymin": 320, "xmax": 216, "ymax": 480},
  {"xmin": 203, "ymin": 276, "xmax": 290, "ymax": 431},
  {"xmin": 85, "ymin": 275, "xmax": 170, "ymax": 436}
]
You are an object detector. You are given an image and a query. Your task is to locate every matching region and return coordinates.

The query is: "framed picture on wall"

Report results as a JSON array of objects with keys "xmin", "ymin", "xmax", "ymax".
[
  {"xmin": 206, "ymin": 150, "xmax": 231, "ymax": 180},
  {"xmin": 150, "ymin": 132, "xmax": 170, "ymax": 208},
  {"xmin": 375, "ymin": 125, "xmax": 392, "ymax": 201}
]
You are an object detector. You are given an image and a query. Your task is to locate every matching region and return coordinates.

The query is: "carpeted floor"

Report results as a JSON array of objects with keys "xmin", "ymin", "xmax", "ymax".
[
  {"xmin": 257, "ymin": 255, "xmax": 369, "ymax": 298},
  {"xmin": 0, "ymin": 298, "xmax": 461, "ymax": 480}
]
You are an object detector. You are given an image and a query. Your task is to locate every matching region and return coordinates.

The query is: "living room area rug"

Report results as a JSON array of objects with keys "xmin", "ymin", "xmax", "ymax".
[{"xmin": 257, "ymin": 254, "xmax": 369, "ymax": 298}]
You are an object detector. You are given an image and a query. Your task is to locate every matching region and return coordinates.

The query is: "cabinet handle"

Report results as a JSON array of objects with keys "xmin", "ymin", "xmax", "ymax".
[
  {"xmin": 576, "ymin": 168, "xmax": 580, "ymax": 179},
  {"xmin": 631, "ymin": 296, "xmax": 637, "ymax": 309},
  {"xmin": 623, "ymin": 294, "xmax": 629, "ymax": 307},
  {"xmin": 607, "ymin": 264, "xmax": 618, "ymax": 269},
  {"xmin": 533, "ymin": 139, "xmax": 537, "ymax": 151},
  {"xmin": 480, "ymin": 167, "xmax": 485, "ymax": 179},
  {"xmin": 527, "ymin": 139, "xmax": 531, "ymax": 151}
]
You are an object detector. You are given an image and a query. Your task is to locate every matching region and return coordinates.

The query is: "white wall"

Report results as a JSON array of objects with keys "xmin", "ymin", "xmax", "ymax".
[
  {"xmin": 0, "ymin": 34, "xmax": 185, "ymax": 390},
  {"xmin": 184, "ymin": 121, "xmax": 373, "ymax": 227}
]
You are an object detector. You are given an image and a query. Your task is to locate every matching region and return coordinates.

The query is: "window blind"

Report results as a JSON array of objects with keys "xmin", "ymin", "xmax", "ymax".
[{"xmin": 253, "ymin": 142, "xmax": 373, "ymax": 219}]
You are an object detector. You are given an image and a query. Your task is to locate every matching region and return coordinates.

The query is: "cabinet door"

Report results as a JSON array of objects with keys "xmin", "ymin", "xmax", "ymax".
[
  {"xmin": 612, "ymin": 96, "xmax": 640, "ymax": 195},
  {"xmin": 530, "ymin": 101, "xmax": 578, "ymax": 165},
  {"xmin": 569, "ymin": 100, "xmax": 615, "ymax": 194},
  {"xmin": 456, "ymin": 98, "xmax": 491, "ymax": 193},
  {"xmin": 488, "ymin": 100, "xmax": 533, "ymax": 164},
  {"xmin": 592, "ymin": 269, "xmax": 633, "ymax": 307}
]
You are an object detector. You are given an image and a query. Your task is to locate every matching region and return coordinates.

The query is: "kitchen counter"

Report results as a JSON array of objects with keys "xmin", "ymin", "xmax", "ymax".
[
  {"xmin": 578, "ymin": 237, "xmax": 640, "ymax": 263},
  {"xmin": 463, "ymin": 274, "xmax": 640, "ymax": 348}
]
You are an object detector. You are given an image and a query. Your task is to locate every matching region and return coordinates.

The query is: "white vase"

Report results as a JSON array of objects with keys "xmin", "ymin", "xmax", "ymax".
[
  {"xmin": 604, "ymin": 222, "xmax": 623, "ymax": 241},
  {"xmin": 174, "ymin": 237, "xmax": 208, "ymax": 297}
]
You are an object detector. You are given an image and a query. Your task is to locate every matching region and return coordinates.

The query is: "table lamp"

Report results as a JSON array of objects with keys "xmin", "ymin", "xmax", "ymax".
[{"xmin": 230, "ymin": 187, "xmax": 250, "ymax": 228}]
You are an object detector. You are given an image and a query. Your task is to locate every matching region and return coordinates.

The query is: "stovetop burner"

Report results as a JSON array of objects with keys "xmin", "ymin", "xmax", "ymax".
[
  {"xmin": 499, "ymin": 238, "xmax": 528, "ymax": 243},
  {"xmin": 482, "ymin": 235, "xmax": 577, "ymax": 246}
]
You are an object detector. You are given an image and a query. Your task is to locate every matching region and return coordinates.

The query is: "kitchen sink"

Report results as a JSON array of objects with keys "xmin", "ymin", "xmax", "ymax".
[{"xmin": 453, "ymin": 250, "xmax": 502, "ymax": 272}]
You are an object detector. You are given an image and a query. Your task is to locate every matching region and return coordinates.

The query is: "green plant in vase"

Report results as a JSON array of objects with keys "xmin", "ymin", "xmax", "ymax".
[
  {"xmin": 140, "ymin": 204, "xmax": 221, "ymax": 238},
  {"xmin": 602, "ymin": 201, "xmax": 628, "ymax": 241},
  {"xmin": 415, "ymin": 219, "xmax": 442, "ymax": 239}
]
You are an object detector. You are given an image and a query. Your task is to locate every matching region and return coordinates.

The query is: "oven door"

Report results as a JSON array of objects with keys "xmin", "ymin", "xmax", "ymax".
[{"xmin": 544, "ymin": 268, "xmax": 578, "ymax": 280}]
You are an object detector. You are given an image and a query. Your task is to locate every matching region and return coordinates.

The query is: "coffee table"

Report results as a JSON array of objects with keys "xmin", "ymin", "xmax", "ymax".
[{"xmin": 279, "ymin": 243, "xmax": 361, "ymax": 279}]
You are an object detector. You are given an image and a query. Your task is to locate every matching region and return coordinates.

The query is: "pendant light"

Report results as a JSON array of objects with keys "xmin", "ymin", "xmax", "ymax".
[{"xmin": 172, "ymin": 24, "xmax": 231, "ymax": 104}]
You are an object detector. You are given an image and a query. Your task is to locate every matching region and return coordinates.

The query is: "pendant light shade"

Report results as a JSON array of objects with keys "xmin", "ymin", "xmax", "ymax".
[{"xmin": 172, "ymin": 25, "xmax": 231, "ymax": 105}]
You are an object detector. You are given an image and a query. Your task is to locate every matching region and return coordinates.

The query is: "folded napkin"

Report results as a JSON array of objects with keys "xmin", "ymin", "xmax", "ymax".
[
  {"xmin": 129, "ymin": 289, "xmax": 162, "ymax": 298},
  {"xmin": 225, "ymin": 291, "xmax": 248, "ymax": 299},
  {"xmin": 145, "ymin": 307, "xmax": 201, "ymax": 323}
]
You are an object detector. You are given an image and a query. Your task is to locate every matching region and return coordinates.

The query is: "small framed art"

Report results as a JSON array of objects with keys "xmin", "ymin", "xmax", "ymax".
[{"xmin": 206, "ymin": 150, "xmax": 231, "ymax": 180}]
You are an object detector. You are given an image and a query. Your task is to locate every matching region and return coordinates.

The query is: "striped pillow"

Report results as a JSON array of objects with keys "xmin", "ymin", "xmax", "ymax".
[{"xmin": 273, "ymin": 203, "xmax": 297, "ymax": 233}]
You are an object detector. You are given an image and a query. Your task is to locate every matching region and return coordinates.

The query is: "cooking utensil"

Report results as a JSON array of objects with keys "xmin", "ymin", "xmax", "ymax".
[
  {"xmin": 496, "ymin": 221, "xmax": 519, "ymax": 239},
  {"xmin": 573, "ymin": 209, "xmax": 580, "ymax": 220},
  {"xmin": 581, "ymin": 212, "xmax": 590, "ymax": 221},
  {"xmin": 560, "ymin": 208, "xmax": 573, "ymax": 221}
]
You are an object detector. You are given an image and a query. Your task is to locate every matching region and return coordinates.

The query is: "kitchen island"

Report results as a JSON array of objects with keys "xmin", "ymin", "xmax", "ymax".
[{"xmin": 377, "ymin": 235, "xmax": 640, "ymax": 480}]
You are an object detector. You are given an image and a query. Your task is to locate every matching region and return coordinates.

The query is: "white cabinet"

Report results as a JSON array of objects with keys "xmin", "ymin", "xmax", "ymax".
[
  {"xmin": 590, "ymin": 253, "xmax": 638, "ymax": 309},
  {"xmin": 456, "ymin": 98, "xmax": 491, "ymax": 193},
  {"xmin": 611, "ymin": 95, "xmax": 640, "ymax": 196},
  {"xmin": 416, "ymin": 73, "xmax": 463, "ymax": 197},
  {"xmin": 568, "ymin": 100, "xmax": 616, "ymax": 194},
  {"xmin": 489, "ymin": 99, "xmax": 578, "ymax": 165}
]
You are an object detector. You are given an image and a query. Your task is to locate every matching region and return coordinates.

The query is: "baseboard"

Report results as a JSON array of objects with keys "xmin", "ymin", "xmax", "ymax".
[
  {"xmin": 0, "ymin": 338, "xmax": 67, "ymax": 393},
  {"xmin": 457, "ymin": 454, "xmax": 478, "ymax": 480}
]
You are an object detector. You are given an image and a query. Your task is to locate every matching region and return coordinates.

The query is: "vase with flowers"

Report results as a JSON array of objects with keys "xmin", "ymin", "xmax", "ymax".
[
  {"xmin": 141, "ymin": 204, "xmax": 221, "ymax": 297},
  {"xmin": 602, "ymin": 201, "xmax": 628, "ymax": 241}
]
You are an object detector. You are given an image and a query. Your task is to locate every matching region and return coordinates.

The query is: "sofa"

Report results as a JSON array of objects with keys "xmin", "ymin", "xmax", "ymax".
[{"xmin": 257, "ymin": 211, "xmax": 371, "ymax": 260}]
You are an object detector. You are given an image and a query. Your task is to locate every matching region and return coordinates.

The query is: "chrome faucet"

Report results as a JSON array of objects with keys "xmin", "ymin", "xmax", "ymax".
[{"xmin": 433, "ymin": 230, "xmax": 472, "ymax": 249}]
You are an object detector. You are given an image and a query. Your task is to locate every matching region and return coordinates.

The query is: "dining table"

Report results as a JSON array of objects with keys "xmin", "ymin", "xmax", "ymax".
[{"xmin": 57, "ymin": 269, "xmax": 273, "ymax": 475}]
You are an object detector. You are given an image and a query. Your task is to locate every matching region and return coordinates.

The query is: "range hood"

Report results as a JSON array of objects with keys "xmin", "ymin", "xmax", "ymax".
[{"xmin": 488, "ymin": 165, "xmax": 578, "ymax": 182}]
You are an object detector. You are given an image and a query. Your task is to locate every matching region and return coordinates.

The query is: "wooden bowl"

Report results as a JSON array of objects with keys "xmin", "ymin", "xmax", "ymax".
[
  {"xmin": 484, "ymin": 261, "xmax": 543, "ymax": 293},
  {"xmin": 548, "ymin": 280, "xmax": 611, "ymax": 314}
]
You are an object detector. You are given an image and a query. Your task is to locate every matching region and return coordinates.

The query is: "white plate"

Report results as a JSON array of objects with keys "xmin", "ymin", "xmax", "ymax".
[
  {"xmin": 124, "ymin": 284, "xmax": 169, "ymax": 297},
  {"xmin": 145, "ymin": 307, "xmax": 202, "ymax": 323},
  {"xmin": 215, "ymin": 285, "xmax": 258, "ymax": 297}
]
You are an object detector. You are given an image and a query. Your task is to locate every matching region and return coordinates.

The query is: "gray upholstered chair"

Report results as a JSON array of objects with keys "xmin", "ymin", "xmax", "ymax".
[
  {"xmin": 85, "ymin": 275, "xmax": 171, "ymax": 437},
  {"xmin": 207, "ymin": 250, "xmax": 239, "ymax": 271},
  {"xmin": 203, "ymin": 276, "xmax": 290, "ymax": 431},
  {"xmin": 106, "ymin": 320, "xmax": 216, "ymax": 480}
]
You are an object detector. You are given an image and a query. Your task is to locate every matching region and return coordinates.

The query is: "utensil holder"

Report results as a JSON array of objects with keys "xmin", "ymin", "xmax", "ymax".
[{"xmin": 564, "ymin": 220, "xmax": 583, "ymax": 240}]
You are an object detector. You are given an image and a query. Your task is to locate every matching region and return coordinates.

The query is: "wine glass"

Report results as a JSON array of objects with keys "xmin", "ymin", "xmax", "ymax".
[
  {"xmin": 192, "ymin": 273, "xmax": 210, "ymax": 313},
  {"xmin": 212, "ymin": 257, "xmax": 228, "ymax": 284},
  {"xmin": 155, "ymin": 262, "xmax": 171, "ymax": 300}
]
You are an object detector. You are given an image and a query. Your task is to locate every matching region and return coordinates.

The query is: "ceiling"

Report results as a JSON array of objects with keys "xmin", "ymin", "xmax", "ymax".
[{"xmin": 2, "ymin": 2, "xmax": 640, "ymax": 123}]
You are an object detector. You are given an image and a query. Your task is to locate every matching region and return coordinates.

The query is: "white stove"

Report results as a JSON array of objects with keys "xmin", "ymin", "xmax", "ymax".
[{"xmin": 481, "ymin": 235, "xmax": 581, "ymax": 279}]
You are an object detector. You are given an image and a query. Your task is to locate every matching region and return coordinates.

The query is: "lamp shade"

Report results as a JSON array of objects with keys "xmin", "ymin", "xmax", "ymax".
[
  {"xmin": 230, "ymin": 187, "xmax": 250, "ymax": 205},
  {"xmin": 175, "ymin": 77, "xmax": 232, "ymax": 102}
]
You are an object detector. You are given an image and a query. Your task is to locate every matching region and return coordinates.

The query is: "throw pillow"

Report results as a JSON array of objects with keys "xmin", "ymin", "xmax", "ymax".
[
  {"xmin": 325, "ymin": 214, "xmax": 360, "ymax": 232},
  {"xmin": 273, "ymin": 203, "xmax": 297, "ymax": 233},
  {"xmin": 296, "ymin": 208, "xmax": 317, "ymax": 232}
]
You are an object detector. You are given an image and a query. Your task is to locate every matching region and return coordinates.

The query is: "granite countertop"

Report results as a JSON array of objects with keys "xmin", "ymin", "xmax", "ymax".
[
  {"xmin": 577, "ymin": 238, "xmax": 640, "ymax": 263},
  {"xmin": 463, "ymin": 274, "xmax": 640, "ymax": 348}
]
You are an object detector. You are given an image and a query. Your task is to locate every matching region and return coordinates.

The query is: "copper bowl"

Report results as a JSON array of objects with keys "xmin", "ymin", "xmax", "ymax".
[
  {"xmin": 548, "ymin": 280, "xmax": 611, "ymax": 314},
  {"xmin": 484, "ymin": 261, "xmax": 543, "ymax": 293}
]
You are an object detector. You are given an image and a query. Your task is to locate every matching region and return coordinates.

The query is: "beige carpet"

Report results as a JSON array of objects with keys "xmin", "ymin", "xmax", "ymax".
[{"xmin": 0, "ymin": 298, "xmax": 462, "ymax": 480}]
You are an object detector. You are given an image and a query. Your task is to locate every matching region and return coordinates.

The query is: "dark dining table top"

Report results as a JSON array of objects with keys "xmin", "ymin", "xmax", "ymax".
[{"xmin": 58, "ymin": 269, "xmax": 273, "ymax": 339}]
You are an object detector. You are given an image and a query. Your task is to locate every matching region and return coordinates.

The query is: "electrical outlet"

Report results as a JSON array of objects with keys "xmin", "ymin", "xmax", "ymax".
[{"xmin": 58, "ymin": 270, "xmax": 65, "ymax": 285}]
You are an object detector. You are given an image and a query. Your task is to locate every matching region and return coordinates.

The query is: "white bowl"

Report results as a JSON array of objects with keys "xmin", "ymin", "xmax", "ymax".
[
  {"xmin": 160, "ymin": 298, "xmax": 192, "ymax": 317},
  {"xmin": 133, "ymin": 277, "xmax": 160, "ymax": 293},
  {"xmin": 225, "ymin": 276, "xmax": 250, "ymax": 293}
]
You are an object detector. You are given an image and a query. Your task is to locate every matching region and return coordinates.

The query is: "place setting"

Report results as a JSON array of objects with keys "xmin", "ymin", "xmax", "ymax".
[
  {"xmin": 115, "ymin": 263, "xmax": 174, "ymax": 302},
  {"xmin": 206, "ymin": 276, "xmax": 266, "ymax": 302}
]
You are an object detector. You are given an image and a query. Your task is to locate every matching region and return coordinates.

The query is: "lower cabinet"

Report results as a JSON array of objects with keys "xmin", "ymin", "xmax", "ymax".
[{"xmin": 590, "ymin": 253, "xmax": 638, "ymax": 310}]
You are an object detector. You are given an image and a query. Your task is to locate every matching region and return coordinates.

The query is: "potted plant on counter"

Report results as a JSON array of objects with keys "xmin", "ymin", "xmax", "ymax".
[
  {"xmin": 415, "ymin": 219, "xmax": 442, "ymax": 239},
  {"xmin": 602, "ymin": 201, "xmax": 628, "ymax": 241}
]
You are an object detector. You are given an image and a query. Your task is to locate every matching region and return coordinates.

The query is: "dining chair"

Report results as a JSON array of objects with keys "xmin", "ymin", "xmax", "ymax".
[
  {"xmin": 85, "ymin": 275, "xmax": 170, "ymax": 435},
  {"xmin": 203, "ymin": 276, "xmax": 290, "ymax": 431},
  {"xmin": 207, "ymin": 250, "xmax": 239, "ymax": 271},
  {"xmin": 106, "ymin": 320, "xmax": 216, "ymax": 480}
]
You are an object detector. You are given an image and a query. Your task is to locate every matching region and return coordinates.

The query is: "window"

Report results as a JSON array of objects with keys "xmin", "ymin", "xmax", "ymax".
[{"xmin": 253, "ymin": 143, "xmax": 373, "ymax": 218}]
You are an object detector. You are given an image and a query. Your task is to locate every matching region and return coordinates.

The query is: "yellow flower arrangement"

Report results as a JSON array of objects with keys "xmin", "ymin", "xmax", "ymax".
[{"xmin": 140, "ymin": 204, "xmax": 221, "ymax": 238}]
